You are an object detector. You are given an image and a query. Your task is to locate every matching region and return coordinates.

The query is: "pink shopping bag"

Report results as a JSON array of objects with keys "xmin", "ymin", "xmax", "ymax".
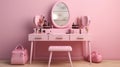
[
  {"xmin": 11, "ymin": 45, "xmax": 28, "ymax": 64},
  {"xmin": 87, "ymin": 51, "xmax": 102, "ymax": 63}
]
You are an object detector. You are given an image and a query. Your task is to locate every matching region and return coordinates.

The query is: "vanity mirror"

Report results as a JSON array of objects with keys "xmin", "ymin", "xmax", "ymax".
[{"xmin": 51, "ymin": 1, "xmax": 70, "ymax": 28}]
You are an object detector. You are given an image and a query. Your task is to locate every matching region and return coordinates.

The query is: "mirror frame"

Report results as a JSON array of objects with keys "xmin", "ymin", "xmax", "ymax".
[{"xmin": 51, "ymin": 1, "xmax": 71, "ymax": 28}]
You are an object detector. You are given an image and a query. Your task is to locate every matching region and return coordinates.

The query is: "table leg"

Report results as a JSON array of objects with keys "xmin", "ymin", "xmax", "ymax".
[
  {"xmin": 85, "ymin": 41, "xmax": 88, "ymax": 58},
  {"xmin": 88, "ymin": 41, "xmax": 92, "ymax": 64},
  {"xmin": 30, "ymin": 41, "xmax": 33, "ymax": 64}
]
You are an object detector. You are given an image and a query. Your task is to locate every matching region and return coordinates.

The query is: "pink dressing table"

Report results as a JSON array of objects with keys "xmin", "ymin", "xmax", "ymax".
[
  {"xmin": 28, "ymin": 31, "xmax": 92, "ymax": 64},
  {"xmin": 28, "ymin": 1, "xmax": 92, "ymax": 64}
]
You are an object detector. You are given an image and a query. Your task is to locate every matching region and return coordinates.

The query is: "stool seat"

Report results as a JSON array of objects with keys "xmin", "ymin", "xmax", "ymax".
[
  {"xmin": 49, "ymin": 46, "xmax": 72, "ymax": 51},
  {"xmin": 48, "ymin": 46, "xmax": 73, "ymax": 67}
]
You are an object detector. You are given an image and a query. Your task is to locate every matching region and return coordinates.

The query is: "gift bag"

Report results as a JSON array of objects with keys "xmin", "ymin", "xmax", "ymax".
[
  {"xmin": 87, "ymin": 51, "xmax": 102, "ymax": 63},
  {"xmin": 11, "ymin": 45, "xmax": 28, "ymax": 64}
]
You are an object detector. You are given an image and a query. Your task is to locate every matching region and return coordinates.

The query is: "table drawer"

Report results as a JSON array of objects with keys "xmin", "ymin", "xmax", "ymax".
[
  {"xmin": 70, "ymin": 34, "xmax": 87, "ymax": 41},
  {"xmin": 28, "ymin": 34, "xmax": 48, "ymax": 41},
  {"xmin": 49, "ymin": 34, "xmax": 69, "ymax": 41}
]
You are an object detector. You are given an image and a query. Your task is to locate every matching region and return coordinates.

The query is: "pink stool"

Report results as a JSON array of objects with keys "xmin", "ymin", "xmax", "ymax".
[{"xmin": 48, "ymin": 46, "xmax": 73, "ymax": 67}]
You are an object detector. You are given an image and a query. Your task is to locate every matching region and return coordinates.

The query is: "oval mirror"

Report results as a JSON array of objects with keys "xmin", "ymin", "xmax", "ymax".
[{"xmin": 51, "ymin": 1, "xmax": 70, "ymax": 28}]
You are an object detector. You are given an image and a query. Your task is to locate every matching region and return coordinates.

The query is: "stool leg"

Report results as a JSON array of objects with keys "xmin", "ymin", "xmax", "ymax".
[
  {"xmin": 48, "ymin": 51, "xmax": 53, "ymax": 67},
  {"xmin": 68, "ymin": 52, "xmax": 73, "ymax": 67}
]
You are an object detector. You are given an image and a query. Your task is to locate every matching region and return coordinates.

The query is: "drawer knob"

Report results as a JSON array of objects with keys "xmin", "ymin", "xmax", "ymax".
[
  {"xmin": 77, "ymin": 37, "xmax": 84, "ymax": 39},
  {"xmin": 35, "ymin": 37, "xmax": 42, "ymax": 39},
  {"xmin": 56, "ymin": 37, "xmax": 63, "ymax": 39}
]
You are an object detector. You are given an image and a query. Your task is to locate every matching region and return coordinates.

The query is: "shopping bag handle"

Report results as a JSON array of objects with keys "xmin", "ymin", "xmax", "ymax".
[{"xmin": 15, "ymin": 44, "xmax": 24, "ymax": 50}]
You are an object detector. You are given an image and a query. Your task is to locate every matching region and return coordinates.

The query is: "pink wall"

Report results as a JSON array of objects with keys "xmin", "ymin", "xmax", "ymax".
[{"xmin": 0, "ymin": 0, "xmax": 120, "ymax": 60}]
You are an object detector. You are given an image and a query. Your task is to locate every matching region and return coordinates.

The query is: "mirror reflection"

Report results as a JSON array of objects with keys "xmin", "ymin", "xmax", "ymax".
[{"xmin": 52, "ymin": 2, "xmax": 69, "ymax": 27}]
